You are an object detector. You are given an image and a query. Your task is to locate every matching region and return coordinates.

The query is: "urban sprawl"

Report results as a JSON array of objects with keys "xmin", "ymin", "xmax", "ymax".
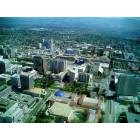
[{"xmin": 0, "ymin": 27, "xmax": 140, "ymax": 123}]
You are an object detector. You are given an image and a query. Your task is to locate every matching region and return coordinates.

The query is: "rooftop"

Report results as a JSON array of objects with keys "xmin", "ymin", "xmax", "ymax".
[
  {"xmin": 48, "ymin": 102, "xmax": 73, "ymax": 118},
  {"xmin": 27, "ymin": 87, "xmax": 45, "ymax": 95},
  {"xmin": 127, "ymin": 112, "xmax": 140, "ymax": 123}
]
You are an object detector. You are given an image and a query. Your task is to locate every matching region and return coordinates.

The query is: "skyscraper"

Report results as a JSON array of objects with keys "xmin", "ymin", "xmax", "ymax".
[
  {"xmin": 33, "ymin": 55, "xmax": 43, "ymax": 74},
  {"xmin": 20, "ymin": 72, "xmax": 34, "ymax": 90},
  {"xmin": 0, "ymin": 59, "xmax": 11, "ymax": 74},
  {"xmin": 49, "ymin": 59, "xmax": 67, "ymax": 74},
  {"xmin": 117, "ymin": 74, "xmax": 140, "ymax": 96},
  {"xmin": 11, "ymin": 74, "xmax": 21, "ymax": 90},
  {"xmin": 78, "ymin": 72, "xmax": 92, "ymax": 83}
]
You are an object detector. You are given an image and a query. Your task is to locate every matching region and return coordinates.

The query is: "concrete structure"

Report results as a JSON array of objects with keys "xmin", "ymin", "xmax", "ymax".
[
  {"xmin": 87, "ymin": 109, "xmax": 96, "ymax": 123},
  {"xmin": 11, "ymin": 74, "xmax": 21, "ymax": 90},
  {"xmin": 0, "ymin": 47, "xmax": 15, "ymax": 59},
  {"xmin": 0, "ymin": 74, "xmax": 11, "ymax": 83},
  {"xmin": 23, "ymin": 87, "xmax": 46, "ymax": 97},
  {"xmin": 42, "ymin": 57, "xmax": 49, "ymax": 74},
  {"xmin": 0, "ymin": 46, "xmax": 5, "ymax": 56},
  {"xmin": 67, "ymin": 70, "xmax": 78, "ymax": 81},
  {"xmin": 38, "ymin": 43, "xmax": 42, "ymax": 49},
  {"xmin": 117, "ymin": 74, "xmax": 140, "ymax": 96},
  {"xmin": 78, "ymin": 72, "xmax": 92, "ymax": 83},
  {"xmin": 0, "ymin": 98, "xmax": 15, "ymax": 113},
  {"xmin": 33, "ymin": 55, "xmax": 49, "ymax": 74},
  {"xmin": 10, "ymin": 64, "xmax": 22, "ymax": 74},
  {"xmin": 126, "ymin": 112, "xmax": 140, "ymax": 123},
  {"xmin": 67, "ymin": 64, "xmax": 86, "ymax": 81},
  {"xmin": 33, "ymin": 55, "xmax": 43, "ymax": 74},
  {"xmin": 20, "ymin": 71, "xmax": 34, "ymax": 90},
  {"xmin": 0, "ymin": 100, "xmax": 24, "ymax": 123},
  {"xmin": 0, "ymin": 59, "xmax": 11, "ymax": 74},
  {"xmin": 0, "ymin": 86, "xmax": 11, "ymax": 98},
  {"xmin": 113, "ymin": 50, "xmax": 124, "ymax": 59},
  {"xmin": 64, "ymin": 48, "xmax": 80, "ymax": 56},
  {"xmin": 78, "ymin": 95, "xmax": 98, "ymax": 109},
  {"xmin": 48, "ymin": 102, "xmax": 74, "ymax": 122},
  {"xmin": 52, "ymin": 72, "xmax": 66, "ymax": 82},
  {"xmin": 49, "ymin": 59, "xmax": 67, "ymax": 74},
  {"xmin": 6, "ymin": 48, "xmax": 16, "ymax": 58}
]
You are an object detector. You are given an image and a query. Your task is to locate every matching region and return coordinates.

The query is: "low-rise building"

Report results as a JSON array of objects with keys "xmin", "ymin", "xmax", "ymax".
[
  {"xmin": 47, "ymin": 102, "xmax": 74, "ymax": 122},
  {"xmin": 0, "ymin": 74, "xmax": 11, "ymax": 83},
  {"xmin": 23, "ymin": 87, "xmax": 46, "ymax": 97}
]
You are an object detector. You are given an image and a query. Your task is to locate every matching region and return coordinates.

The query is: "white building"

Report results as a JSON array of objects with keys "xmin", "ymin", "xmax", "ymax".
[
  {"xmin": 67, "ymin": 64, "xmax": 86, "ymax": 81},
  {"xmin": 0, "ymin": 58, "xmax": 11, "ymax": 74}
]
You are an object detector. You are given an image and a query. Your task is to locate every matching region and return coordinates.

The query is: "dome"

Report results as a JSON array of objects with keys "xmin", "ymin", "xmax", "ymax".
[
  {"xmin": 75, "ymin": 59, "xmax": 84, "ymax": 65},
  {"xmin": 54, "ymin": 90, "xmax": 65, "ymax": 97}
]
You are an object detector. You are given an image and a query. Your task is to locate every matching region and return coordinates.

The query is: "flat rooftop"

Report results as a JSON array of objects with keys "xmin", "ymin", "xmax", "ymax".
[
  {"xmin": 48, "ymin": 102, "xmax": 73, "ymax": 118},
  {"xmin": 127, "ymin": 112, "xmax": 140, "ymax": 123},
  {"xmin": 28, "ymin": 88, "xmax": 45, "ymax": 94}
]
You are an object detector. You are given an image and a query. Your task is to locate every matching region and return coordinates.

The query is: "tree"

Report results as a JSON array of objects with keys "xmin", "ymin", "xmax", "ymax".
[
  {"xmin": 45, "ymin": 74, "xmax": 55, "ymax": 88},
  {"xmin": 117, "ymin": 112, "xmax": 128, "ymax": 123},
  {"xmin": 35, "ymin": 74, "xmax": 55, "ymax": 89},
  {"xmin": 64, "ymin": 81, "xmax": 90, "ymax": 97}
]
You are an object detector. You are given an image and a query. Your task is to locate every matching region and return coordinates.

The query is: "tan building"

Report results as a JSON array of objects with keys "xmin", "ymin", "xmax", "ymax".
[{"xmin": 47, "ymin": 102, "xmax": 74, "ymax": 122}]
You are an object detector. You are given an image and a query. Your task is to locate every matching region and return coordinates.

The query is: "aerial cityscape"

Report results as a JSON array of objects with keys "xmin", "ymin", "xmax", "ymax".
[{"xmin": 0, "ymin": 17, "xmax": 140, "ymax": 123}]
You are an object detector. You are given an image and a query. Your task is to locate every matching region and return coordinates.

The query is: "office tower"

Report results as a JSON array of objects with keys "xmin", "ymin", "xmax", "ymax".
[
  {"xmin": 48, "ymin": 39, "xmax": 54, "ymax": 55},
  {"xmin": 11, "ymin": 74, "xmax": 21, "ymax": 90},
  {"xmin": 6, "ymin": 48, "xmax": 15, "ymax": 58},
  {"xmin": 0, "ymin": 47, "xmax": 15, "ymax": 58},
  {"xmin": 0, "ymin": 47, "xmax": 5, "ymax": 56},
  {"xmin": 78, "ymin": 72, "xmax": 92, "ymax": 83},
  {"xmin": 117, "ymin": 74, "xmax": 140, "ymax": 96},
  {"xmin": 38, "ymin": 43, "xmax": 42, "ymax": 49},
  {"xmin": 33, "ymin": 55, "xmax": 43, "ymax": 74},
  {"xmin": 64, "ymin": 48, "xmax": 80, "ymax": 56},
  {"xmin": 42, "ymin": 57, "xmax": 48, "ymax": 74},
  {"xmin": 20, "ymin": 72, "xmax": 34, "ymax": 90},
  {"xmin": 49, "ymin": 59, "xmax": 67, "ymax": 74},
  {"xmin": 0, "ymin": 59, "xmax": 11, "ymax": 74}
]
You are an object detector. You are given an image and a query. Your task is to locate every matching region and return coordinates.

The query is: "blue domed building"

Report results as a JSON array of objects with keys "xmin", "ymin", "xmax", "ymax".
[
  {"xmin": 54, "ymin": 90, "xmax": 65, "ymax": 97},
  {"xmin": 75, "ymin": 59, "xmax": 85, "ymax": 65}
]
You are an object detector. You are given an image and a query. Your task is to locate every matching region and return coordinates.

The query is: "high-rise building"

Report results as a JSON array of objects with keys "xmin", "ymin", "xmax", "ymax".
[
  {"xmin": 0, "ymin": 47, "xmax": 15, "ymax": 58},
  {"xmin": 10, "ymin": 64, "xmax": 22, "ymax": 75},
  {"xmin": 0, "ymin": 47, "xmax": 5, "ymax": 56},
  {"xmin": 49, "ymin": 59, "xmax": 67, "ymax": 74},
  {"xmin": 50, "ymin": 39, "xmax": 54, "ymax": 55},
  {"xmin": 33, "ymin": 55, "xmax": 49, "ymax": 74},
  {"xmin": 78, "ymin": 72, "xmax": 92, "ymax": 83},
  {"xmin": 6, "ymin": 48, "xmax": 16, "ymax": 58},
  {"xmin": 0, "ymin": 59, "xmax": 11, "ymax": 74},
  {"xmin": 11, "ymin": 74, "xmax": 21, "ymax": 90},
  {"xmin": 38, "ymin": 43, "xmax": 42, "ymax": 49},
  {"xmin": 64, "ymin": 48, "xmax": 80, "ymax": 56},
  {"xmin": 67, "ymin": 70, "xmax": 77, "ymax": 81},
  {"xmin": 42, "ymin": 57, "xmax": 48, "ymax": 74},
  {"xmin": 20, "ymin": 72, "xmax": 34, "ymax": 90},
  {"xmin": 33, "ymin": 55, "xmax": 43, "ymax": 74},
  {"xmin": 117, "ymin": 74, "xmax": 140, "ymax": 96}
]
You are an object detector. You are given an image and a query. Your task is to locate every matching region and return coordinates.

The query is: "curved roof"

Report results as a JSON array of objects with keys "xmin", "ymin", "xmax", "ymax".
[
  {"xmin": 75, "ymin": 59, "xmax": 84, "ymax": 65},
  {"xmin": 54, "ymin": 90, "xmax": 65, "ymax": 97}
]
